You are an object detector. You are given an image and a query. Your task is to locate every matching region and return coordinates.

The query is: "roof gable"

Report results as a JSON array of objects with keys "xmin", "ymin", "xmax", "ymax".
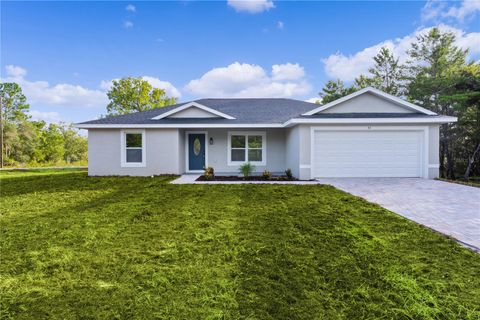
[
  {"xmin": 166, "ymin": 106, "xmax": 222, "ymax": 118},
  {"xmin": 302, "ymin": 87, "xmax": 436, "ymax": 116},
  {"xmin": 151, "ymin": 102, "xmax": 236, "ymax": 120}
]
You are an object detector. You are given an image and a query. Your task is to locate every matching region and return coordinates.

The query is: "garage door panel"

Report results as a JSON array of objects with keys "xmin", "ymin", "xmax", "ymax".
[
  {"xmin": 312, "ymin": 130, "xmax": 423, "ymax": 178},
  {"xmin": 317, "ymin": 161, "xmax": 420, "ymax": 168},
  {"xmin": 316, "ymin": 167, "xmax": 420, "ymax": 178}
]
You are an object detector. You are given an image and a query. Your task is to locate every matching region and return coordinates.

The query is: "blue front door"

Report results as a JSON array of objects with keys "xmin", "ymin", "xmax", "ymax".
[{"xmin": 188, "ymin": 133, "xmax": 205, "ymax": 171}]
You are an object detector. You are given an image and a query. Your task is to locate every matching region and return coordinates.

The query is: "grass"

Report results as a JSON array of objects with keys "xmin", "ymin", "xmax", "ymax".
[
  {"xmin": 1, "ymin": 159, "xmax": 88, "ymax": 169},
  {"xmin": 1, "ymin": 169, "xmax": 479, "ymax": 319},
  {"xmin": 437, "ymin": 177, "xmax": 480, "ymax": 188}
]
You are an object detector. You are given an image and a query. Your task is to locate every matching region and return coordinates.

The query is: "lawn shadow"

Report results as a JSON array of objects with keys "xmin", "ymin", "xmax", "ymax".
[{"xmin": 0, "ymin": 171, "xmax": 174, "ymax": 197}]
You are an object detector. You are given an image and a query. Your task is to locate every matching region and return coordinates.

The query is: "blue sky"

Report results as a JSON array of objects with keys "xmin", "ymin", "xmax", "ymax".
[{"xmin": 1, "ymin": 0, "xmax": 479, "ymax": 123}]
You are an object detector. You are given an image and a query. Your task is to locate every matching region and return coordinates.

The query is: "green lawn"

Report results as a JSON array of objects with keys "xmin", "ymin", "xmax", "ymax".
[{"xmin": 1, "ymin": 170, "xmax": 479, "ymax": 319}]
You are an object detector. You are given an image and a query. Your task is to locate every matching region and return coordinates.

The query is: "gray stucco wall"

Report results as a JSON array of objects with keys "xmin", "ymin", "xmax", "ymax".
[
  {"xmin": 206, "ymin": 128, "xmax": 286, "ymax": 174},
  {"xmin": 178, "ymin": 130, "xmax": 186, "ymax": 174},
  {"xmin": 87, "ymin": 124, "xmax": 441, "ymax": 179},
  {"xmin": 88, "ymin": 128, "xmax": 181, "ymax": 176},
  {"xmin": 322, "ymin": 92, "xmax": 412, "ymax": 113},
  {"xmin": 285, "ymin": 127, "xmax": 300, "ymax": 178},
  {"xmin": 428, "ymin": 125, "xmax": 440, "ymax": 179},
  {"xmin": 88, "ymin": 128, "xmax": 287, "ymax": 176},
  {"xmin": 298, "ymin": 125, "xmax": 312, "ymax": 180},
  {"xmin": 169, "ymin": 107, "xmax": 219, "ymax": 118}
]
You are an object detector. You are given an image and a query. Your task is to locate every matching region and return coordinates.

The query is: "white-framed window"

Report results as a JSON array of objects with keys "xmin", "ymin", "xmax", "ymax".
[
  {"xmin": 121, "ymin": 130, "xmax": 146, "ymax": 167},
  {"xmin": 227, "ymin": 131, "xmax": 266, "ymax": 166}
]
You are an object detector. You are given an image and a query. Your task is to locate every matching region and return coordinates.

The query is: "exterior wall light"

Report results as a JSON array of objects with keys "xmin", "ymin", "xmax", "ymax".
[{"xmin": 209, "ymin": 137, "xmax": 214, "ymax": 145}]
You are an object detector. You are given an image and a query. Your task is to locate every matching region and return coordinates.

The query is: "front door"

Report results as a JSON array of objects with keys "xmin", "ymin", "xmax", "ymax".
[{"xmin": 188, "ymin": 133, "xmax": 206, "ymax": 171}]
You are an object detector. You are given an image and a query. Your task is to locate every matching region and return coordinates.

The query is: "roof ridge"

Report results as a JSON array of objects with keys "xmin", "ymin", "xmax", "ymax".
[{"xmin": 196, "ymin": 98, "xmax": 295, "ymax": 100}]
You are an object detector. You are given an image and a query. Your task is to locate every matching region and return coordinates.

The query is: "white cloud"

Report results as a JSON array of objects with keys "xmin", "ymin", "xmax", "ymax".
[
  {"xmin": 141, "ymin": 76, "xmax": 181, "ymax": 98},
  {"xmin": 28, "ymin": 110, "xmax": 63, "ymax": 123},
  {"xmin": 99, "ymin": 80, "xmax": 113, "ymax": 91},
  {"xmin": 25, "ymin": 82, "xmax": 107, "ymax": 107},
  {"xmin": 124, "ymin": 21, "xmax": 133, "ymax": 28},
  {"xmin": 277, "ymin": 21, "xmax": 284, "ymax": 29},
  {"xmin": 2, "ymin": 65, "xmax": 107, "ymax": 108},
  {"xmin": 1, "ymin": 66, "xmax": 181, "ymax": 123},
  {"xmin": 305, "ymin": 97, "xmax": 321, "ymax": 104},
  {"xmin": 421, "ymin": 1, "xmax": 448, "ymax": 23},
  {"xmin": 271, "ymin": 63, "xmax": 304, "ymax": 81},
  {"xmin": 446, "ymin": 0, "xmax": 480, "ymax": 20},
  {"xmin": 227, "ymin": 0, "xmax": 274, "ymax": 13},
  {"xmin": 100, "ymin": 76, "xmax": 181, "ymax": 98},
  {"xmin": 126, "ymin": 4, "xmax": 136, "ymax": 12},
  {"xmin": 455, "ymin": 31, "xmax": 480, "ymax": 55},
  {"xmin": 322, "ymin": 25, "xmax": 480, "ymax": 82},
  {"xmin": 5, "ymin": 65, "xmax": 27, "ymax": 78},
  {"xmin": 422, "ymin": 0, "xmax": 480, "ymax": 22},
  {"xmin": 185, "ymin": 62, "xmax": 311, "ymax": 98}
]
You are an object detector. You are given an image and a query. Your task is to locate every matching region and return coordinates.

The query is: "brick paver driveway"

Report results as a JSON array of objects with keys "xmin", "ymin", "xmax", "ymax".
[{"xmin": 317, "ymin": 178, "xmax": 480, "ymax": 251}]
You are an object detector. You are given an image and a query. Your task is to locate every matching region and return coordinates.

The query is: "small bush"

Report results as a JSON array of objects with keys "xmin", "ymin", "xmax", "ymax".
[
  {"xmin": 285, "ymin": 168, "xmax": 293, "ymax": 180},
  {"xmin": 262, "ymin": 170, "xmax": 272, "ymax": 180},
  {"xmin": 204, "ymin": 166, "xmax": 215, "ymax": 180},
  {"xmin": 239, "ymin": 162, "xmax": 255, "ymax": 178}
]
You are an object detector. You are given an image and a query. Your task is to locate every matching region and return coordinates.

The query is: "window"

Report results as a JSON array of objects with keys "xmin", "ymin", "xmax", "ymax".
[
  {"xmin": 228, "ymin": 131, "xmax": 266, "ymax": 166},
  {"xmin": 121, "ymin": 130, "xmax": 146, "ymax": 167}
]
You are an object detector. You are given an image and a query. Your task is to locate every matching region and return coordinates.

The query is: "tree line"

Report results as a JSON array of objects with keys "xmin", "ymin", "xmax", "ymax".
[
  {"xmin": 0, "ymin": 83, "xmax": 88, "ymax": 167},
  {"xmin": 317, "ymin": 28, "xmax": 479, "ymax": 180}
]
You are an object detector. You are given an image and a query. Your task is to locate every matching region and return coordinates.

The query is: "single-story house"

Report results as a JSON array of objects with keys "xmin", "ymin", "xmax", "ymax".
[{"xmin": 76, "ymin": 87, "xmax": 456, "ymax": 179}]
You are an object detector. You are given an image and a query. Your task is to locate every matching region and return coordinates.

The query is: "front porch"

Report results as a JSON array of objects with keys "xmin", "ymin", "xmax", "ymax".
[{"xmin": 180, "ymin": 128, "xmax": 290, "ymax": 175}]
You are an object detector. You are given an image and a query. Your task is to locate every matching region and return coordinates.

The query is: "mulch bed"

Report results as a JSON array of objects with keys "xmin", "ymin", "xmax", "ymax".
[{"xmin": 196, "ymin": 175, "xmax": 298, "ymax": 181}]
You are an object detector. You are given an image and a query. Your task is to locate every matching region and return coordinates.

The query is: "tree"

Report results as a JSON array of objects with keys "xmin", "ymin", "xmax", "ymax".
[
  {"xmin": 439, "ymin": 63, "xmax": 480, "ymax": 179},
  {"xmin": 11, "ymin": 121, "xmax": 40, "ymax": 164},
  {"xmin": 106, "ymin": 77, "xmax": 177, "ymax": 116},
  {"xmin": 38, "ymin": 123, "xmax": 65, "ymax": 163},
  {"xmin": 406, "ymin": 27, "xmax": 468, "ymax": 179},
  {"xmin": 0, "ymin": 82, "xmax": 30, "ymax": 167},
  {"xmin": 0, "ymin": 83, "xmax": 30, "ymax": 122},
  {"xmin": 353, "ymin": 75, "xmax": 373, "ymax": 90},
  {"xmin": 2, "ymin": 121, "xmax": 19, "ymax": 164},
  {"xmin": 61, "ymin": 123, "xmax": 88, "ymax": 163},
  {"xmin": 367, "ymin": 47, "xmax": 404, "ymax": 95},
  {"xmin": 319, "ymin": 80, "xmax": 357, "ymax": 104}
]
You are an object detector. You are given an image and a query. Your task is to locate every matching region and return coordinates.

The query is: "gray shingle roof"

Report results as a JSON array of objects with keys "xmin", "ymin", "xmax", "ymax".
[
  {"xmin": 78, "ymin": 98, "xmax": 320, "ymax": 125},
  {"xmin": 77, "ymin": 98, "xmax": 439, "ymax": 126}
]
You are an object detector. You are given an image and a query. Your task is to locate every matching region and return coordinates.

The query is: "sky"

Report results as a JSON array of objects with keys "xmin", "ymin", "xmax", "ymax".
[{"xmin": 1, "ymin": 0, "xmax": 479, "ymax": 124}]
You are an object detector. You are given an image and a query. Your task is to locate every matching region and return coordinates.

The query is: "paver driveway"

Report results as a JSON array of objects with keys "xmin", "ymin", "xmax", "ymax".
[{"xmin": 317, "ymin": 178, "xmax": 480, "ymax": 251}]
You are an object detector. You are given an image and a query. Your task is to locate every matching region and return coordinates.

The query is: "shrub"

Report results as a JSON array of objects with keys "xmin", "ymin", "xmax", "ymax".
[
  {"xmin": 239, "ymin": 162, "xmax": 255, "ymax": 178},
  {"xmin": 262, "ymin": 170, "xmax": 272, "ymax": 180},
  {"xmin": 204, "ymin": 166, "xmax": 215, "ymax": 180},
  {"xmin": 285, "ymin": 168, "xmax": 293, "ymax": 180}
]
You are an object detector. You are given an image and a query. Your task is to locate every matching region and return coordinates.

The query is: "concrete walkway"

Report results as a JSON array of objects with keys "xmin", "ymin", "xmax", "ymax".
[{"xmin": 318, "ymin": 178, "xmax": 480, "ymax": 251}]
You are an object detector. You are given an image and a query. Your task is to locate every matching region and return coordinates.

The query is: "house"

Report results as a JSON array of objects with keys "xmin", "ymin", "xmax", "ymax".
[{"xmin": 76, "ymin": 87, "xmax": 456, "ymax": 179}]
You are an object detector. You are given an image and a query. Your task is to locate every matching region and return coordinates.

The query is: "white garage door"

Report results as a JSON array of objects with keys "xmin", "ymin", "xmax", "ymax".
[{"xmin": 312, "ymin": 129, "xmax": 423, "ymax": 178}]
